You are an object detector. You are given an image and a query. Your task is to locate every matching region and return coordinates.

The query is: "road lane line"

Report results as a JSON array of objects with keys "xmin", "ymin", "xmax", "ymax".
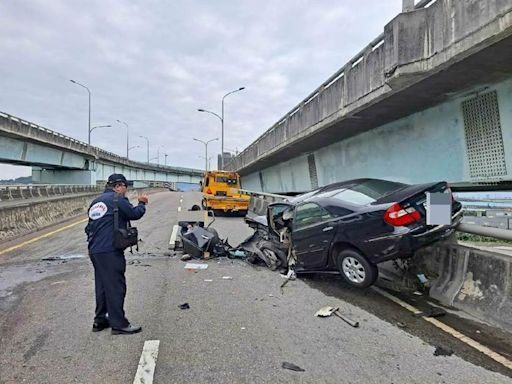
[
  {"xmin": 177, "ymin": 206, "xmax": 182, "ymax": 212},
  {"xmin": 133, "ymin": 340, "xmax": 160, "ymax": 384},
  {"xmin": 372, "ymin": 286, "xmax": 512, "ymax": 370},
  {"xmin": 0, "ymin": 218, "xmax": 88, "ymax": 256}
]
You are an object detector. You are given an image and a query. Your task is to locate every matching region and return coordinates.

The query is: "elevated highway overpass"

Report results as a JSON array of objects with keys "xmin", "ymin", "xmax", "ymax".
[
  {"xmin": 0, "ymin": 111, "xmax": 202, "ymax": 185},
  {"xmin": 228, "ymin": 0, "xmax": 512, "ymax": 193}
]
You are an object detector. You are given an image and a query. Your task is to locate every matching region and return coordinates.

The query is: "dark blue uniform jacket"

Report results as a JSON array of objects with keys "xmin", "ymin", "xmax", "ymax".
[{"xmin": 85, "ymin": 189, "xmax": 146, "ymax": 254}]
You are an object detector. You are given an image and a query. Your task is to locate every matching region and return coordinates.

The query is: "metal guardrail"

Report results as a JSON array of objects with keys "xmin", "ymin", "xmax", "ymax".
[{"xmin": 456, "ymin": 223, "xmax": 512, "ymax": 241}]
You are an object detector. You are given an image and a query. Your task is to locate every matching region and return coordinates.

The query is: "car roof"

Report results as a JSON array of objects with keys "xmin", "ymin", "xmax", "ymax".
[{"xmin": 287, "ymin": 178, "xmax": 403, "ymax": 205}]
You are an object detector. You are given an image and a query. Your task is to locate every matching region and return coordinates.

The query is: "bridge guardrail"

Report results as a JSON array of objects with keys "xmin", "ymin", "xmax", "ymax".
[{"xmin": 0, "ymin": 184, "xmax": 102, "ymax": 202}]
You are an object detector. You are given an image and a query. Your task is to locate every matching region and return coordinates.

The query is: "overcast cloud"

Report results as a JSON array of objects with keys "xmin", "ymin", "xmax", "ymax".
[{"xmin": 0, "ymin": 0, "xmax": 401, "ymax": 179}]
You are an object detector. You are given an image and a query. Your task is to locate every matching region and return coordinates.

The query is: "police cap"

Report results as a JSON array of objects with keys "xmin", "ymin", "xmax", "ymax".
[{"xmin": 107, "ymin": 173, "xmax": 133, "ymax": 187}]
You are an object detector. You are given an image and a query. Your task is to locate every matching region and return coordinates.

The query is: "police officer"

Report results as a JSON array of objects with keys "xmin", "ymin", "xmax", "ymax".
[{"xmin": 85, "ymin": 174, "xmax": 148, "ymax": 335}]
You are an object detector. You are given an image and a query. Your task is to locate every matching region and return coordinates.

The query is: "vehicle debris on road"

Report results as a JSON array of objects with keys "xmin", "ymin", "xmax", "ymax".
[
  {"xmin": 184, "ymin": 263, "xmax": 208, "ymax": 271},
  {"xmin": 434, "ymin": 346, "xmax": 454, "ymax": 356},
  {"xmin": 315, "ymin": 306, "xmax": 360, "ymax": 328},
  {"xmin": 178, "ymin": 303, "xmax": 190, "ymax": 310},
  {"xmin": 281, "ymin": 362, "xmax": 305, "ymax": 372}
]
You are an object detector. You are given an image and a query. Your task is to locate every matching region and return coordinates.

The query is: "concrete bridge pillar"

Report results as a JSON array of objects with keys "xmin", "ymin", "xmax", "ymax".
[{"xmin": 402, "ymin": 0, "xmax": 415, "ymax": 12}]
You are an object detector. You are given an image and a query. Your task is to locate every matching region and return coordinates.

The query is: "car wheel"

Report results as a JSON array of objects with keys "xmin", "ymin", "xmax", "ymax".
[
  {"xmin": 336, "ymin": 249, "xmax": 378, "ymax": 288},
  {"xmin": 259, "ymin": 241, "xmax": 287, "ymax": 267}
]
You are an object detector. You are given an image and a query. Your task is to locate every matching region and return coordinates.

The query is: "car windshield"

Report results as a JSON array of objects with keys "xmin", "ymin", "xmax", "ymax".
[{"xmin": 316, "ymin": 179, "xmax": 407, "ymax": 205}]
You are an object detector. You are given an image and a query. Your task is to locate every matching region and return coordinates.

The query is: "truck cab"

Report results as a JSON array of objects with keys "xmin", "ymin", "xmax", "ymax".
[{"xmin": 200, "ymin": 171, "xmax": 250, "ymax": 214}]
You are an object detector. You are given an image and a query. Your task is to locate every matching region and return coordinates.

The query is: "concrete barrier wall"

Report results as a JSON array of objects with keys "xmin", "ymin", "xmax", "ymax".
[
  {"xmin": 412, "ymin": 242, "xmax": 512, "ymax": 332},
  {"xmin": 0, "ymin": 188, "xmax": 166, "ymax": 244}
]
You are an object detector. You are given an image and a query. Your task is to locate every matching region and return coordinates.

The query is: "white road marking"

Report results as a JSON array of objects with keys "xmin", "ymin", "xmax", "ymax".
[
  {"xmin": 179, "ymin": 199, "xmax": 183, "ymax": 203},
  {"xmin": 169, "ymin": 225, "xmax": 179, "ymax": 248},
  {"xmin": 133, "ymin": 340, "xmax": 160, "ymax": 384},
  {"xmin": 372, "ymin": 286, "xmax": 512, "ymax": 370},
  {"xmin": 177, "ymin": 206, "xmax": 182, "ymax": 212}
]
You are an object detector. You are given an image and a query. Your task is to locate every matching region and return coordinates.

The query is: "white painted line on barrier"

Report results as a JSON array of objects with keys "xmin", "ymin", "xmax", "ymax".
[
  {"xmin": 177, "ymin": 206, "xmax": 182, "ymax": 212},
  {"xmin": 133, "ymin": 340, "xmax": 160, "ymax": 384},
  {"xmin": 169, "ymin": 224, "xmax": 179, "ymax": 248},
  {"xmin": 372, "ymin": 286, "xmax": 512, "ymax": 370}
]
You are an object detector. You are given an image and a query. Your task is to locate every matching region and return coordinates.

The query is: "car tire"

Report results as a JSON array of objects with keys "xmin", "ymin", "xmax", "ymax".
[
  {"xmin": 259, "ymin": 241, "xmax": 287, "ymax": 268},
  {"xmin": 336, "ymin": 249, "xmax": 378, "ymax": 288}
]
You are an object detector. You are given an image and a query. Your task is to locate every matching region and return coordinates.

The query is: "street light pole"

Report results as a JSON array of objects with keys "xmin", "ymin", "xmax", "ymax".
[
  {"xmin": 193, "ymin": 137, "xmax": 218, "ymax": 172},
  {"xmin": 117, "ymin": 120, "xmax": 129, "ymax": 159},
  {"xmin": 88, "ymin": 125, "xmax": 111, "ymax": 144},
  {"xmin": 221, "ymin": 87, "xmax": 245, "ymax": 170},
  {"xmin": 128, "ymin": 145, "xmax": 140, "ymax": 159},
  {"xmin": 139, "ymin": 135, "xmax": 149, "ymax": 163},
  {"xmin": 164, "ymin": 153, "xmax": 168, "ymax": 166},
  {"xmin": 70, "ymin": 79, "xmax": 91, "ymax": 146}
]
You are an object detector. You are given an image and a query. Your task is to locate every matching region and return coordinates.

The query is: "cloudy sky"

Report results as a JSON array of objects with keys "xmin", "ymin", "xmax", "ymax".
[{"xmin": 0, "ymin": 0, "xmax": 402, "ymax": 179}]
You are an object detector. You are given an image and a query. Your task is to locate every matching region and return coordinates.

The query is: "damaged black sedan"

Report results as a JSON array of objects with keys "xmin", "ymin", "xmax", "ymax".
[{"xmin": 242, "ymin": 178, "xmax": 463, "ymax": 288}]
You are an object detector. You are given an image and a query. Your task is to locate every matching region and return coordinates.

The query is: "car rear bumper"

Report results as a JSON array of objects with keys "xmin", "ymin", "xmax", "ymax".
[{"xmin": 361, "ymin": 209, "xmax": 463, "ymax": 264}]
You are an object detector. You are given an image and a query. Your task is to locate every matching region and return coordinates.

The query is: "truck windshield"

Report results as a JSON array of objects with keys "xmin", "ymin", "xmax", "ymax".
[{"xmin": 216, "ymin": 176, "xmax": 238, "ymax": 185}]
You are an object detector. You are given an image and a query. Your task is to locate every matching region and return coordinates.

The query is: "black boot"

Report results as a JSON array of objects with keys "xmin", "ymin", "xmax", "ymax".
[{"xmin": 92, "ymin": 319, "xmax": 110, "ymax": 332}]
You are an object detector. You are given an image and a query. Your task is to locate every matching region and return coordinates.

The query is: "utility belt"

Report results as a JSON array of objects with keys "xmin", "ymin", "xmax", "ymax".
[{"xmin": 113, "ymin": 193, "xmax": 139, "ymax": 251}]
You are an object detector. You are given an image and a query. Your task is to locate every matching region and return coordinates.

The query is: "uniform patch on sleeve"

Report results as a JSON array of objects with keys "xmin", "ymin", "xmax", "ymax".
[{"xmin": 88, "ymin": 202, "xmax": 108, "ymax": 220}]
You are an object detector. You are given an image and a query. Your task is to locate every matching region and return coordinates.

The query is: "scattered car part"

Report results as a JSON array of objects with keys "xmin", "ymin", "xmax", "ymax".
[
  {"xmin": 281, "ymin": 362, "xmax": 305, "ymax": 372},
  {"xmin": 315, "ymin": 306, "xmax": 360, "ymax": 328}
]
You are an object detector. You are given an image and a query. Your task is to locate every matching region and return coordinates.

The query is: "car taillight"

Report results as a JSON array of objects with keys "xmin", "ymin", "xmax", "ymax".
[
  {"xmin": 384, "ymin": 203, "xmax": 421, "ymax": 226},
  {"xmin": 207, "ymin": 188, "xmax": 212, "ymax": 194}
]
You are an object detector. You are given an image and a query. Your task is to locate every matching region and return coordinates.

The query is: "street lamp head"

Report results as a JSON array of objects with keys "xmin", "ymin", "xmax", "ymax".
[
  {"xmin": 239, "ymin": 87, "xmax": 245, "ymax": 91},
  {"xmin": 70, "ymin": 79, "xmax": 76, "ymax": 84},
  {"xmin": 197, "ymin": 109, "xmax": 205, "ymax": 112}
]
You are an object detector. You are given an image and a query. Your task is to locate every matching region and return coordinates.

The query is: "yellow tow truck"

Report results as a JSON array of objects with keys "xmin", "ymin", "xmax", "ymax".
[{"xmin": 200, "ymin": 170, "xmax": 250, "ymax": 214}]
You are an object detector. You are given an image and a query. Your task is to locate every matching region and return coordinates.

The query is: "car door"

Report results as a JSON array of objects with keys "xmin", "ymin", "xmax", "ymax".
[{"xmin": 292, "ymin": 202, "xmax": 336, "ymax": 270}]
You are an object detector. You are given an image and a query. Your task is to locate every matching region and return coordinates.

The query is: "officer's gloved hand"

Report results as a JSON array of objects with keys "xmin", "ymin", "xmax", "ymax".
[{"xmin": 138, "ymin": 194, "xmax": 149, "ymax": 205}]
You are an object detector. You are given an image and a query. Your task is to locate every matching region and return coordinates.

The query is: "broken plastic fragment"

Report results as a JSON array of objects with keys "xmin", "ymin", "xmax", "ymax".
[
  {"xmin": 178, "ymin": 303, "xmax": 190, "ymax": 310},
  {"xmin": 417, "ymin": 274, "xmax": 429, "ymax": 284},
  {"xmin": 281, "ymin": 362, "xmax": 305, "ymax": 372},
  {"xmin": 184, "ymin": 263, "xmax": 208, "ymax": 270}
]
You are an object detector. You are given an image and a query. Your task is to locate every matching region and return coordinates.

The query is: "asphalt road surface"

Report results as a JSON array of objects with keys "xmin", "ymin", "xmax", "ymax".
[{"xmin": 0, "ymin": 191, "xmax": 511, "ymax": 383}]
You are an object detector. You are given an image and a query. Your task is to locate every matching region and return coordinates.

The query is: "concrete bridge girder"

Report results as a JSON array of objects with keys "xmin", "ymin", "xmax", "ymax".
[{"xmin": 232, "ymin": 0, "xmax": 512, "ymax": 192}]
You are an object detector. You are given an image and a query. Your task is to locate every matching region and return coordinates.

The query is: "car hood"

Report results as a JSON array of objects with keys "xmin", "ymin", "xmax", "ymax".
[{"xmin": 245, "ymin": 213, "xmax": 268, "ymax": 227}]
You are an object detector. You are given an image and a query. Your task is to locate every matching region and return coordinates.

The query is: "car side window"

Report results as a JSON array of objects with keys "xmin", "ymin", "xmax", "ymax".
[{"xmin": 294, "ymin": 202, "xmax": 332, "ymax": 230}]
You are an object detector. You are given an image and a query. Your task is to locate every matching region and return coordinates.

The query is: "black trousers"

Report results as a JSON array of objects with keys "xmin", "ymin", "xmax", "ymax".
[{"xmin": 89, "ymin": 251, "xmax": 130, "ymax": 328}]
